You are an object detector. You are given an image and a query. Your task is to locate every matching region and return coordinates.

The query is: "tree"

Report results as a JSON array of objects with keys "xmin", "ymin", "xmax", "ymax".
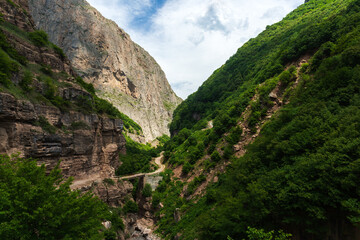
[
  {"xmin": 142, "ymin": 183, "xmax": 153, "ymax": 198},
  {"xmin": 0, "ymin": 155, "xmax": 108, "ymax": 239}
]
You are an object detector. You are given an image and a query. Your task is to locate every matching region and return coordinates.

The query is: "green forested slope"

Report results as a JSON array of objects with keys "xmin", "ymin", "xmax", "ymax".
[
  {"xmin": 156, "ymin": 0, "xmax": 360, "ymax": 239},
  {"xmin": 170, "ymin": 0, "xmax": 358, "ymax": 134}
]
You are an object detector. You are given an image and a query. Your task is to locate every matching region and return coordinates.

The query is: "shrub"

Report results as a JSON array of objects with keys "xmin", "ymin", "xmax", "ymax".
[
  {"xmin": 226, "ymin": 126, "xmax": 242, "ymax": 145},
  {"xmin": 152, "ymin": 193, "xmax": 161, "ymax": 208},
  {"xmin": 207, "ymin": 143, "xmax": 216, "ymax": 155},
  {"xmin": 40, "ymin": 65, "xmax": 53, "ymax": 76},
  {"xmin": 0, "ymin": 49, "xmax": 19, "ymax": 87},
  {"xmin": 76, "ymin": 76, "xmax": 95, "ymax": 95},
  {"xmin": 34, "ymin": 116, "xmax": 56, "ymax": 134},
  {"xmin": 210, "ymin": 151, "xmax": 221, "ymax": 162},
  {"xmin": 20, "ymin": 70, "xmax": 33, "ymax": 91},
  {"xmin": 0, "ymin": 72, "xmax": 11, "ymax": 87},
  {"xmin": 103, "ymin": 178, "xmax": 115, "ymax": 186},
  {"xmin": 28, "ymin": 30, "xmax": 49, "ymax": 47},
  {"xmin": 52, "ymin": 44, "xmax": 66, "ymax": 60},
  {"xmin": 123, "ymin": 200, "xmax": 138, "ymax": 214},
  {"xmin": 223, "ymin": 145, "xmax": 234, "ymax": 159},
  {"xmin": 142, "ymin": 183, "xmax": 153, "ymax": 198},
  {"xmin": 182, "ymin": 161, "xmax": 193, "ymax": 175},
  {"xmin": 279, "ymin": 70, "xmax": 293, "ymax": 85}
]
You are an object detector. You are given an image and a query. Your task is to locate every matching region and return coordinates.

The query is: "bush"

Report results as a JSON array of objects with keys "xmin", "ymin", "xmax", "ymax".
[
  {"xmin": 103, "ymin": 178, "xmax": 115, "ymax": 186},
  {"xmin": 42, "ymin": 76, "xmax": 56, "ymax": 100},
  {"xmin": 226, "ymin": 126, "xmax": 242, "ymax": 145},
  {"xmin": 223, "ymin": 145, "xmax": 234, "ymax": 159},
  {"xmin": 182, "ymin": 161, "xmax": 193, "ymax": 175},
  {"xmin": 210, "ymin": 151, "xmax": 221, "ymax": 162},
  {"xmin": 142, "ymin": 183, "xmax": 153, "ymax": 198},
  {"xmin": 0, "ymin": 49, "xmax": 18, "ymax": 87},
  {"xmin": 52, "ymin": 44, "xmax": 66, "ymax": 60},
  {"xmin": 28, "ymin": 30, "xmax": 49, "ymax": 47},
  {"xmin": 40, "ymin": 65, "xmax": 53, "ymax": 76},
  {"xmin": 279, "ymin": 70, "xmax": 293, "ymax": 85},
  {"xmin": 246, "ymin": 227, "xmax": 292, "ymax": 240},
  {"xmin": 34, "ymin": 116, "xmax": 56, "ymax": 134},
  {"xmin": 123, "ymin": 200, "xmax": 138, "ymax": 214},
  {"xmin": 152, "ymin": 192, "xmax": 161, "ymax": 208},
  {"xmin": 76, "ymin": 76, "xmax": 95, "ymax": 95},
  {"xmin": 20, "ymin": 70, "xmax": 33, "ymax": 91}
]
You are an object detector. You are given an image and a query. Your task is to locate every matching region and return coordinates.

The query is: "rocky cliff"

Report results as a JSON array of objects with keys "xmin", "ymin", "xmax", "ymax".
[
  {"xmin": 28, "ymin": 0, "xmax": 182, "ymax": 142},
  {"xmin": 0, "ymin": 0, "xmax": 125, "ymax": 182}
]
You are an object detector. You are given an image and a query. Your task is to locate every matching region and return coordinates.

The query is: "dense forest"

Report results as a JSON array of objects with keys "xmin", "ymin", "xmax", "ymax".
[{"xmin": 153, "ymin": 0, "xmax": 360, "ymax": 239}]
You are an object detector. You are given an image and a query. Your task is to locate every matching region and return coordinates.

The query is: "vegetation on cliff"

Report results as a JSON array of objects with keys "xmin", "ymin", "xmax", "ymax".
[
  {"xmin": 155, "ymin": 0, "xmax": 360, "ymax": 239},
  {"xmin": 0, "ymin": 9, "xmax": 142, "ymax": 134}
]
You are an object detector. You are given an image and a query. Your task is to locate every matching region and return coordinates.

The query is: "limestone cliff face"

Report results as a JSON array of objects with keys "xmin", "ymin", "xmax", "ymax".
[
  {"xmin": 0, "ymin": 92, "xmax": 125, "ymax": 179},
  {"xmin": 28, "ymin": 0, "xmax": 182, "ymax": 142},
  {"xmin": 0, "ymin": 0, "xmax": 125, "ymax": 181}
]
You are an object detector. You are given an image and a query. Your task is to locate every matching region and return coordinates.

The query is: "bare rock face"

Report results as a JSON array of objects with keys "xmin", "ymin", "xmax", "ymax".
[
  {"xmin": 92, "ymin": 180, "xmax": 134, "ymax": 207},
  {"xmin": 28, "ymin": 0, "xmax": 182, "ymax": 142},
  {"xmin": 0, "ymin": 92, "xmax": 126, "ymax": 180}
]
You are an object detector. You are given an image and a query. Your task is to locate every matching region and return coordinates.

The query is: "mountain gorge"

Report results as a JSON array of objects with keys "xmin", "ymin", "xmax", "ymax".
[
  {"xmin": 0, "ymin": 0, "xmax": 360, "ymax": 239},
  {"xmin": 27, "ymin": 0, "xmax": 182, "ymax": 142}
]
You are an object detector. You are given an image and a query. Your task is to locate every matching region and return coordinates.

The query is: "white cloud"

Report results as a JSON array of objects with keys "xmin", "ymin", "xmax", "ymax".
[{"xmin": 87, "ymin": 0, "xmax": 304, "ymax": 99}]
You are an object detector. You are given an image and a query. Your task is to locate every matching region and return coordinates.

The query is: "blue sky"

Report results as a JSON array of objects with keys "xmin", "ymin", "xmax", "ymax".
[{"xmin": 87, "ymin": 0, "xmax": 304, "ymax": 99}]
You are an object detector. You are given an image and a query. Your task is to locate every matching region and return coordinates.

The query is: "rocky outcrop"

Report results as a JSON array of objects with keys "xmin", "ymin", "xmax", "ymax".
[
  {"xmin": 0, "ymin": 92, "xmax": 125, "ymax": 180},
  {"xmin": 28, "ymin": 0, "xmax": 182, "ymax": 142}
]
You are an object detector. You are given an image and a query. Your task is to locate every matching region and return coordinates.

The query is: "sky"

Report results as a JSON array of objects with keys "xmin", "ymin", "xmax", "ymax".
[{"xmin": 87, "ymin": 0, "xmax": 304, "ymax": 99}]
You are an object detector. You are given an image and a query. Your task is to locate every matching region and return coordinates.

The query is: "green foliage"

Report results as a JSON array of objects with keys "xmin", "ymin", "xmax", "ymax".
[
  {"xmin": 52, "ymin": 43, "xmax": 66, "ymax": 60},
  {"xmin": 28, "ymin": 30, "xmax": 49, "ymax": 47},
  {"xmin": 0, "ymin": 48, "xmax": 18, "ymax": 87},
  {"xmin": 6, "ymin": 0, "xmax": 17, "ymax": 7},
  {"xmin": 0, "ymin": 155, "xmax": 108, "ymax": 239},
  {"xmin": 34, "ymin": 116, "xmax": 57, "ymax": 134},
  {"xmin": 123, "ymin": 199, "xmax": 138, "ymax": 214},
  {"xmin": 156, "ymin": 134, "xmax": 170, "ymax": 146},
  {"xmin": 20, "ymin": 70, "xmax": 32, "ymax": 91},
  {"xmin": 103, "ymin": 178, "xmax": 115, "ymax": 186},
  {"xmin": 245, "ymin": 227, "xmax": 292, "ymax": 240},
  {"xmin": 40, "ymin": 64, "xmax": 53, "ymax": 76},
  {"xmin": 0, "ymin": 26, "xmax": 27, "ymax": 65},
  {"xmin": 152, "ymin": 192, "xmax": 161, "ymax": 208},
  {"xmin": 70, "ymin": 121, "xmax": 91, "ymax": 130},
  {"xmin": 116, "ymin": 136, "xmax": 158, "ymax": 176},
  {"xmin": 226, "ymin": 126, "xmax": 242, "ymax": 145},
  {"xmin": 157, "ymin": 0, "xmax": 360, "ymax": 239},
  {"xmin": 210, "ymin": 150, "xmax": 221, "ymax": 162},
  {"xmin": 142, "ymin": 183, "xmax": 153, "ymax": 198},
  {"xmin": 185, "ymin": 175, "xmax": 206, "ymax": 196},
  {"xmin": 278, "ymin": 69, "xmax": 295, "ymax": 85},
  {"xmin": 182, "ymin": 161, "xmax": 193, "ymax": 175},
  {"xmin": 170, "ymin": 0, "xmax": 356, "ymax": 135},
  {"xmin": 75, "ymin": 76, "xmax": 141, "ymax": 132},
  {"xmin": 76, "ymin": 76, "xmax": 95, "ymax": 95}
]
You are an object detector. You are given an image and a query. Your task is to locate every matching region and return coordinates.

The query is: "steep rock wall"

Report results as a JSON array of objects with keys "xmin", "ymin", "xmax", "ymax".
[
  {"xmin": 0, "ymin": 0, "xmax": 125, "ymax": 181},
  {"xmin": 28, "ymin": 0, "xmax": 182, "ymax": 142}
]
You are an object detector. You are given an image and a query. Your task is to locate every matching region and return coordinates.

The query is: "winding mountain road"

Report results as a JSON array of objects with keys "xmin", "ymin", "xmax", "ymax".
[
  {"xmin": 71, "ymin": 152, "xmax": 165, "ymax": 189},
  {"xmin": 118, "ymin": 152, "xmax": 165, "ymax": 180}
]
